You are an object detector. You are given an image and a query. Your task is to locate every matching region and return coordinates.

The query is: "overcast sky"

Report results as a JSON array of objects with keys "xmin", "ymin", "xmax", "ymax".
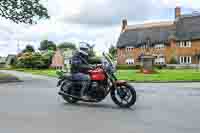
[{"xmin": 0, "ymin": 0, "xmax": 200, "ymax": 56}]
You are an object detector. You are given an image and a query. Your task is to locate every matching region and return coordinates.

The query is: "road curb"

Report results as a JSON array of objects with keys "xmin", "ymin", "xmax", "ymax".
[
  {"xmin": 0, "ymin": 80, "xmax": 23, "ymax": 83},
  {"xmin": 0, "ymin": 77, "xmax": 22, "ymax": 84}
]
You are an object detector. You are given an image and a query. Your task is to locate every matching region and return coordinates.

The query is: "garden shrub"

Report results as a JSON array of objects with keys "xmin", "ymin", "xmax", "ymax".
[
  {"xmin": 154, "ymin": 64, "xmax": 166, "ymax": 69},
  {"xmin": 169, "ymin": 57, "xmax": 178, "ymax": 64},
  {"xmin": 116, "ymin": 65, "xmax": 140, "ymax": 70},
  {"xmin": 167, "ymin": 66, "xmax": 176, "ymax": 69},
  {"xmin": 16, "ymin": 51, "xmax": 54, "ymax": 69}
]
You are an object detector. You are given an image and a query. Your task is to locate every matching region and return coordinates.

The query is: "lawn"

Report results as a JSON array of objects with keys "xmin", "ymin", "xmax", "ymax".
[
  {"xmin": 116, "ymin": 69, "xmax": 200, "ymax": 82},
  {"xmin": 8, "ymin": 68, "xmax": 200, "ymax": 82},
  {"xmin": 13, "ymin": 68, "xmax": 57, "ymax": 77}
]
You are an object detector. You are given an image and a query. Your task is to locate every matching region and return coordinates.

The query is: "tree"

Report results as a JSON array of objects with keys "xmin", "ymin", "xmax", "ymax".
[
  {"xmin": 22, "ymin": 44, "xmax": 35, "ymax": 53},
  {"xmin": 39, "ymin": 40, "xmax": 56, "ymax": 51},
  {"xmin": 17, "ymin": 52, "xmax": 34, "ymax": 68},
  {"xmin": 47, "ymin": 42, "xmax": 57, "ymax": 51},
  {"xmin": 58, "ymin": 42, "xmax": 76, "ymax": 50},
  {"xmin": 0, "ymin": 0, "xmax": 49, "ymax": 24},
  {"xmin": 109, "ymin": 45, "xmax": 117, "ymax": 59},
  {"xmin": 39, "ymin": 40, "xmax": 48, "ymax": 51},
  {"xmin": 41, "ymin": 50, "xmax": 55, "ymax": 67},
  {"xmin": 17, "ymin": 51, "xmax": 54, "ymax": 69}
]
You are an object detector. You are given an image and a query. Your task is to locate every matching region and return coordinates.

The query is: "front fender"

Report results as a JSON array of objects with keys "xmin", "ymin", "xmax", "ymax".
[{"xmin": 115, "ymin": 80, "xmax": 127, "ymax": 86}]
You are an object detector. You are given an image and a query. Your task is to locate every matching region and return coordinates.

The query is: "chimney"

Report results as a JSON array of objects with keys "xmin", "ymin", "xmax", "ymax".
[
  {"xmin": 175, "ymin": 6, "xmax": 181, "ymax": 19},
  {"xmin": 121, "ymin": 19, "xmax": 127, "ymax": 32}
]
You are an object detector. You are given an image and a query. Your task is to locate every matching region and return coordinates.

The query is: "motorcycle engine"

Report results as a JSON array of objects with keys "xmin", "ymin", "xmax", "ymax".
[{"xmin": 89, "ymin": 81, "xmax": 106, "ymax": 100}]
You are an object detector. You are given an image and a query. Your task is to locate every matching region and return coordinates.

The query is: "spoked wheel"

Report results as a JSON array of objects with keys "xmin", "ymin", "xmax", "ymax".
[
  {"xmin": 60, "ymin": 82, "xmax": 79, "ymax": 104},
  {"xmin": 110, "ymin": 83, "xmax": 136, "ymax": 108}
]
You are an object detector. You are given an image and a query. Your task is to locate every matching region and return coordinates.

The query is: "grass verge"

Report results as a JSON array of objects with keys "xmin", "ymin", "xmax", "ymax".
[{"xmin": 3, "ymin": 68, "xmax": 200, "ymax": 82}]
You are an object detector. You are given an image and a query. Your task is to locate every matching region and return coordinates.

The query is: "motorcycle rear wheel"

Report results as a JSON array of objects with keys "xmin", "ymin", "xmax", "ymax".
[
  {"xmin": 61, "ymin": 82, "xmax": 79, "ymax": 104},
  {"xmin": 110, "ymin": 83, "xmax": 136, "ymax": 108}
]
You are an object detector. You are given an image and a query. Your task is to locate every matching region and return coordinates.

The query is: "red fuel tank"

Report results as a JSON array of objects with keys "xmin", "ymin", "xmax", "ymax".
[{"xmin": 89, "ymin": 69, "xmax": 106, "ymax": 81}]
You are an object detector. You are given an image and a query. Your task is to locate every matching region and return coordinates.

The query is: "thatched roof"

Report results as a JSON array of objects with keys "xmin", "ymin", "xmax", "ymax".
[{"xmin": 117, "ymin": 14, "xmax": 200, "ymax": 48}]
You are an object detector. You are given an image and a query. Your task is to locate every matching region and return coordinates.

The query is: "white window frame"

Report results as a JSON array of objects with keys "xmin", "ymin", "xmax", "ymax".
[
  {"xmin": 126, "ymin": 47, "xmax": 134, "ymax": 52},
  {"xmin": 179, "ymin": 41, "xmax": 192, "ymax": 48},
  {"xmin": 154, "ymin": 55, "xmax": 165, "ymax": 65},
  {"xmin": 186, "ymin": 41, "xmax": 192, "ymax": 48},
  {"xmin": 179, "ymin": 56, "xmax": 192, "ymax": 64},
  {"xmin": 154, "ymin": 43, "xmax": 165, "ymax": 49},
  {"xmin": 180, "ymin": 41, "xmax": 183, "ymax": 47},
  {"xmin": 126, "ymin": 59, "xmax": 134, "ymax": 64}
]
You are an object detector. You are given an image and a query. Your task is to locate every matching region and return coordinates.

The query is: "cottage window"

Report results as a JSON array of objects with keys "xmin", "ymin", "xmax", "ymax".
[
  {"xmin": 184, "ymin": 42, "xmax": 187, "ymax": 47},
  {"xmin": 154, "ymin": 44, "xmax": 165, "ymax": 49},
  {"xmin": 186, "ymin": 41, "xmax": 192, "ymax": 47},
  {"xmin": 126, "ymin": 59, "xmax": 134, "ymax": 64},
  {"xmin": 154, "ymin": 55, "xmax": 165, "ymax": 64},
  {"xmin": 126, "ymin": 47, "xmax": 134, "ymax": 52},
  {"xmin": 180, "ymin": 41, "xmax": 184, "ymax": 47},
  {"xmin": 179, "ymin": 41, "xmax": 192, "ymax": 48},
  {"xmin": 179, "ymin": 56, "xmax": 192, "ymax": 64},
  {"xmin": 141, "ymin": 44, "xmax": 147, "ymax": 48},
  {"xmin": 176, "ymin": 42, "xmax": 179, "ymax": 47}
]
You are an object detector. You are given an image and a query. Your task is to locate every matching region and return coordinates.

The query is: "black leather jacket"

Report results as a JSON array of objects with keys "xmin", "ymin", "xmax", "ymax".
[{"xmin": 70, "ymin": 51, "xmax": 93, "ymax": 74}]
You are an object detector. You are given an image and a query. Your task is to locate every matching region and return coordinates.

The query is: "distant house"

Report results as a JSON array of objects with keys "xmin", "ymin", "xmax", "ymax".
[
  {"xmin": 117, "ymin": 7, "xmax": 200, "ymax": 65},
  {"xmin": 0, "ymin": 57, "xmax": 6, "ymax": 63},
  {"xmin": 0, "ymin": 57, "xmax": 6, "ymax": 68},
  {"xmin": 6, "ymin": 55, "xmax": 17, "ymax": 66},
  {"xmin": 51, "ymin": 49, "xmax": 75, "ymax": 71},
  {"xmin": 0, "ymin": 55, "xmax": 16, "ymax": 68}
]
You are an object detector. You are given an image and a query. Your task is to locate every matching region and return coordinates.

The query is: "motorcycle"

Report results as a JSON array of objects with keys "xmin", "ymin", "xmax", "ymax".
[{"xmin": 57, "ymin": 53, "xmax": 136, "ymax": 108}]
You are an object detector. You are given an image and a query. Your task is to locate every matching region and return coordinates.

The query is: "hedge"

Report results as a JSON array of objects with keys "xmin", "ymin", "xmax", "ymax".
[
  {"xmin": 116, "ymin": 65, "xmax": 141, "ymax": 70},
  {"xmin": 117, "ymin": 64, "xmax": 167, "ymax": 70}
]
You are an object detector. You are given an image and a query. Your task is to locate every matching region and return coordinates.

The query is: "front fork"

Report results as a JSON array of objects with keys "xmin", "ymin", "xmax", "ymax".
[{"xmin": 57, "ymin": 78, "xmax": 64, "ymax": 87}]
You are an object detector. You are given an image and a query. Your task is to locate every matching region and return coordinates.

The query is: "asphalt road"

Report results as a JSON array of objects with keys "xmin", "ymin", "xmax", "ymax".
[{"xmin": 0, "ymin": 70, "xmax": 200, "ymax": 133}]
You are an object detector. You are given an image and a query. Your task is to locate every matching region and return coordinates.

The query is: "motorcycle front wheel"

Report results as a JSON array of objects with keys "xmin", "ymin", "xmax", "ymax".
[
  {"xmin": 110, "ymin": 83, "xmax": 136, "ymax": 108},
  {"xmin": 60, "ymin": 82, "xmax": 79, "ymax": 104}
]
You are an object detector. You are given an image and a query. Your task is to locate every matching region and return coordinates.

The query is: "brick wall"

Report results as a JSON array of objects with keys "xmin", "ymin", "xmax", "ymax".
[
  {"xmin": 117, "ymin": 40, "xmax": 200, "ymax": 65},
  {"xmin": 51, "ymin": 50, "xmax": 64, "ymax": 68}
]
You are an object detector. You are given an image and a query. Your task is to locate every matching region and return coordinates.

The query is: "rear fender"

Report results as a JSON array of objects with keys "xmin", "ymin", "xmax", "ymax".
[{"xmin": 57, "ymin": 76, "xmax": 72, "ymax": 87}]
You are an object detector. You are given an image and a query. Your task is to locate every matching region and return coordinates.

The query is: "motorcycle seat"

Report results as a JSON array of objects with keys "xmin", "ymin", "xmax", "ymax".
[{"xmin": 71, "ymin": 73, "xmax": 90, "ymax": 81}]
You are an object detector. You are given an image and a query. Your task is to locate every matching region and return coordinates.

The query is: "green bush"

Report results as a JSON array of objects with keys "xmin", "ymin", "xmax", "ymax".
[
  {"xmin": 16, "ymin": 51, "xmax": 54, "ymax": 69},
  {"xmin": 154, "ymin": 64, "xmax": 166, "ymax": 69},
  {"xmin": 116, "ymin": 65, "xmax": 140, "ymax": 70},
  {"xmin": 167, "ymin": 66, "xmax": 176, "ymax": 69},
  {"xmin": 169, "ymin": 57, "xmax": 178, "ymax": 64}
]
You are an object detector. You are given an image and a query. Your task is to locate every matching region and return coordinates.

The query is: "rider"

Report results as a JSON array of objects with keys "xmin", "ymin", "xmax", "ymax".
[{"xmin": 70, "ymin": 42, "xmax": 95, "ymax": 99}]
